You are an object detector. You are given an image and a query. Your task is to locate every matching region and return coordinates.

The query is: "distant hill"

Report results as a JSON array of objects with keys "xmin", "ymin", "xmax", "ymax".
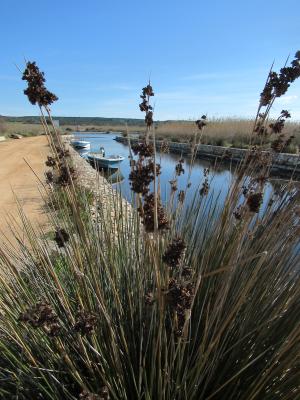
[{"xmin": 2, "ymin": 116, "xmax": 147, "ymax": 126}]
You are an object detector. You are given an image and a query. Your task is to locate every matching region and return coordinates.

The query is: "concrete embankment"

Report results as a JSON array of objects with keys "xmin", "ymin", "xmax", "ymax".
[{"xmin": 115, "ymin": 136, "xmax": 300, "ymax": 179}]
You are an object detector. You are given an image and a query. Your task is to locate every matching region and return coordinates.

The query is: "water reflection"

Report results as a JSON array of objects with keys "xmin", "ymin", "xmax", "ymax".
[{"xmin": 73, "ymin": 132, "xmax": 278, "ymax": 209}]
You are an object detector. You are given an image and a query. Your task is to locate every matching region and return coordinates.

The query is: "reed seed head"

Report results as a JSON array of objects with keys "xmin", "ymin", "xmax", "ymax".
[
  {"xmin": 140, "ymin": 193, "xmax": 169, "ymax": 232},
  {"xmin": 79, "ymin": 388, "xmax": 109, "ymax": 400},
  {"xmin": 22, "ymin": 61, "xmax": 58, "ymax": 106},
  {"xmin": 195, "ymin": 115, "xmax": 207, "ymax": 130},
  {"xmin": 131, "ymin": 141, "xmax": 154, "ymax": 157},
  {"xmin": 247, "ymin": 192, "xmax": 263, "ymax": 213},
  {"xmin": 181, "ymin": 266, "xmax": 193, "ymax": 278},
  {"xmin": 45, "ymin": 170, "xmax": 54, "ymax": 184},
  {"xmin": 166, "ymin": 279, "xmax": 194, "ymax": 337},
  {"xmin": 233, "ymin": 206, "xmax": 244, "ymax": 220},
  {"xmin": 169, "ymin": 180, "xmax": 178, "ymax": 192},
  {"xmin": 54, "ymin": 228, "xmax": 70, "ymax": 247},
  {"xmin": 74, "ymin": 309, "xmax": 97, "ymax": 336},
  {"xmin": 260, "ymin": 53, "xmax": 300, "ymax": 107},
  {"xmin": 175, "ymin": 158, "xmax": 185, "ymax": 176},
  {"xmin": 200, "ymin": 178, "xmax": 210, "ymax": 196},
  {"xmin": 56, "ymin": 146, "xmax": 71, "ymax": 159},
  {"xmin": 163, "ymin": 237, "xmax": 186, "ymax": 268},
  {"xmin": 139, "ymin": 83, "xmax": 155, "ymax": 127},
  {"xmin": 129, "ymin": 160, "xmax": 161, "ymax": 195},
  {"xmin": 19, "ymin": 301, "xmax": 61, "ymax": 337},
  {"xmin": 45, "ymin": 155, "xmax": 57, "ymax": 167},
  {"xmin": 57, "ymin": 165, "xmax": 77, "ymax": 186},
  {"xmin": 178, "ymin": 190, "xmax": 185, "ymax": 203}
]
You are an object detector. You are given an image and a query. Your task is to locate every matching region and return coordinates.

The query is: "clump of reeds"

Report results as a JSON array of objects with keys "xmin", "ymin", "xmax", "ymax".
[
  {"xmin": 129, "ymin": 83, "xmax": 169, "ymax": 232},
  {"xmin": 0, "ymin": 56, "xmax": 299, "ymax": 400},
  {"xmin": 150, "ymin": 118, "xmax": 300, "ymax": 152}
]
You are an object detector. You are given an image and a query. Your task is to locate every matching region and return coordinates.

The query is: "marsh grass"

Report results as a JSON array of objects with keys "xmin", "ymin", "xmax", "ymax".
[
  {"xmin": 3, "ymin": 118, "xmax": 299, "ymax": 153},
  {"xmin": 151, "ymin": 118, "xmax": 300, "ymax": 152},
  {"xmin": 0, "ymin": 58, "xmax": 299, "ymax": 399},
  {"xmin": 1, "ymin": 121, "xmax": 45, "ymax": 138}
]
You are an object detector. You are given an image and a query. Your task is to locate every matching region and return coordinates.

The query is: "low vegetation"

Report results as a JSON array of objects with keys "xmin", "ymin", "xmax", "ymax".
[
  {"xmin": 0, "ymin": 54, "xmax": 300, "ymax": 399},
  {"xmin": 0, "ymin": 121, "xmax": 44, "ymax": 138},
  {"xmin": 2, "ymin": 117, "xmax": 300, "ymax": 154},
  {"xmin": 152, "ymin": 118, "xmax": 300, "ymax": 152}
]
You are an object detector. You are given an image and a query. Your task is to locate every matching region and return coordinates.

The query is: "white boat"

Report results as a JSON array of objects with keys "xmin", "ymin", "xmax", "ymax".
[
  {"xmin": 87, "ymin": 147, "xmax": 125, "ymax": 168},
  {"xmin": 71, "ymin": 139, "xmax": 90, "ymax": 149}
]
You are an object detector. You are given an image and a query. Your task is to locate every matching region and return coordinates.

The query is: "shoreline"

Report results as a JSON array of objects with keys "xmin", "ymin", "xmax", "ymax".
[
  {"xmin": 115, "ymin": 136, "xmax": 300, "ymax": 180},
  {"xmin": 65, "ymin": 142, "xmax": 133, "ymax": 222}
]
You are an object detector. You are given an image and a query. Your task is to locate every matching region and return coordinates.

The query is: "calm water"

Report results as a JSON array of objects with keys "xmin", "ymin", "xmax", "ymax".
[{"xmin": 73, "ymin": 132, "xmax": 275, "ymax": 210}]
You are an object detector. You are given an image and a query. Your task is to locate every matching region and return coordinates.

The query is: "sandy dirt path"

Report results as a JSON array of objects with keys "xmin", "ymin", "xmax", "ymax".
[{"xmin": 0, "ymin": 136, "xmax": 49, "ymax": 242}]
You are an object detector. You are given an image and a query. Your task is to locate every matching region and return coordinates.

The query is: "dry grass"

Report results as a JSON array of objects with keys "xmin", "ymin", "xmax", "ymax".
[
  {"xmin": 152, "ymin": 118, "xmax": 300, "ymax": 149},
  {"xmin": 1, "ymin": 121, "xmax": 145, "ymax": 138},
  {"xmin": 65, "ymin": 118, "xmax": 300, "ymax": 152},
  {"xmin": 3, "ymin": 119, "xmax": 300, "ymax": 153},
  {"xmin": 63, "ymin": 123, "xmax": 145, "ymax": 134},
  {"xmin": 1, "ymin": 121, "xmax": 44, "ymax": 137}
]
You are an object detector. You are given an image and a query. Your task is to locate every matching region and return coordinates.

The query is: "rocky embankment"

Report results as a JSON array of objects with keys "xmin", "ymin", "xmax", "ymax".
[{"xmin": 67, "ymin": 144, "xmax": 132, "ymax": 226}]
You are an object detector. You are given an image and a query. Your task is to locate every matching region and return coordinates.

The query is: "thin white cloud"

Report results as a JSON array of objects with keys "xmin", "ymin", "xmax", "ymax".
[
  {"xmin": 182, "ymin": 68, "xmax": 266, "ymax": 82},
  {"xmin": 277, "ymin": 95, "xmax": 298, "ymax": 105}
]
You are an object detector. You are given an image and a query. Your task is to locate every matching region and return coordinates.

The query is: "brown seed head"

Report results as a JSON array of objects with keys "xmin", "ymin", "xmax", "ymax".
[
  {"xmin": 19, "ymin": 301, "xmax": 61, "ymax": 337},
  {"xmin": 162, "ymin": 237, "xmax": 186, "ymax": 268},
  {"xmin": 74, "ymin": 309, "xmax": 97, "ymax": 336},
  {"xmin": 45, "ymin": 170, "xmax": 54, "ymax": 184},
  {"xmin": 178, "ymin": 190, "xmax": 185, "ymax": 203},
  {"xmin": 247, "ymin": 192, "xmax": 263, "ymax": 213},
  {"xmin": 200, "ymin": 178, "xmax": 210, "ymax": 196},
  {"xmin": 140, "ymin": 193, "xmax": 169, "ymax": 232},
  {"xmin": 79, "ymin": 388, "xmax": 109, "ymax": 400},
  {"xmin": 45, "ymin": 155, "xmax": 57, "ymax": 167},
  {"xmin": 54, "ymin": 228, "xmax": 69, "ymax": 247},
  {"xmin": 22, "ymin": 61, "xmax": 58, "ymax": 106},
  {"xmin": 131, "ymin": 141, "xmax": 154, "ymax": 157},
  {"xmin": 195, "ymin": 115, "xmax": 207, "ymax": 130},
  {"xmin": 175, "ymin": 158, "xmax": 185, "ymax": 176}
]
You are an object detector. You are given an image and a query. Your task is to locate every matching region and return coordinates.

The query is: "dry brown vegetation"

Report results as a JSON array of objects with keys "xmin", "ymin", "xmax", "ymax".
[
  {"xmin": 3, "ymin": 118, "xmax": 300, "ymax": 153},
  {"xmin": 152, "ymin": 118, "xmax": 300, "ymax": 151},
  {"xmin": 65, "ymin": 118, "xmax": 300, "ymax": 153},
  {"xmin": 1, "ymin": 121, "xmax": 44, "ymax": 137}
]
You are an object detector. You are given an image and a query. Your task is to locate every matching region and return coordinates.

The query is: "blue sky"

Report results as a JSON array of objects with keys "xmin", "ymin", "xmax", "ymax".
[{"xmin": 1, "ymin": 0, "xmax": 300, "ymax": 120}]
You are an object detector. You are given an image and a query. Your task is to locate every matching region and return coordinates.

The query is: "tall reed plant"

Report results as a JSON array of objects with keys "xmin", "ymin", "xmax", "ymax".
[{"xmin": 0, "ymin": 56, "xmax": 299, "ymax": 400}]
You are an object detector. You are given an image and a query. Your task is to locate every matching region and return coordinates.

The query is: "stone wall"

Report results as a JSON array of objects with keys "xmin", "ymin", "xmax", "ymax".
[{"xmin": 115, "ymin": 136, "xmax": 300, "ymax": 179}]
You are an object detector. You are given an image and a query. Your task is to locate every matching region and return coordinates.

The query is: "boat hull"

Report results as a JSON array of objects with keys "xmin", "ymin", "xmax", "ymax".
[
  {"xmin": 71, "ymin": 140, "xmax": 90, "ymax": 149},
  {"xmin": 87, "ymin": 155, "xmax": 125, "ymax": 169}
]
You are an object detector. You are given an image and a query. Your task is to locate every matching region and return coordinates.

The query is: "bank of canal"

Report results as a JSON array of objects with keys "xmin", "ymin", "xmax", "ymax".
[{"xmin": 69, "ymin": 132, "xmax": 291, "ymax": 213}]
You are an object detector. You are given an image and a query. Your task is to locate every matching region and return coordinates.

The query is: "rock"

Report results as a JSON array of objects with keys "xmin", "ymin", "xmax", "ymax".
[
  {"xmin": 9, "ymin": 134, "xmax": 23, "ymax": 139},
  {"xmin": 0, "ymin": 136, "xmax": 5, "ymax": 142}
]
